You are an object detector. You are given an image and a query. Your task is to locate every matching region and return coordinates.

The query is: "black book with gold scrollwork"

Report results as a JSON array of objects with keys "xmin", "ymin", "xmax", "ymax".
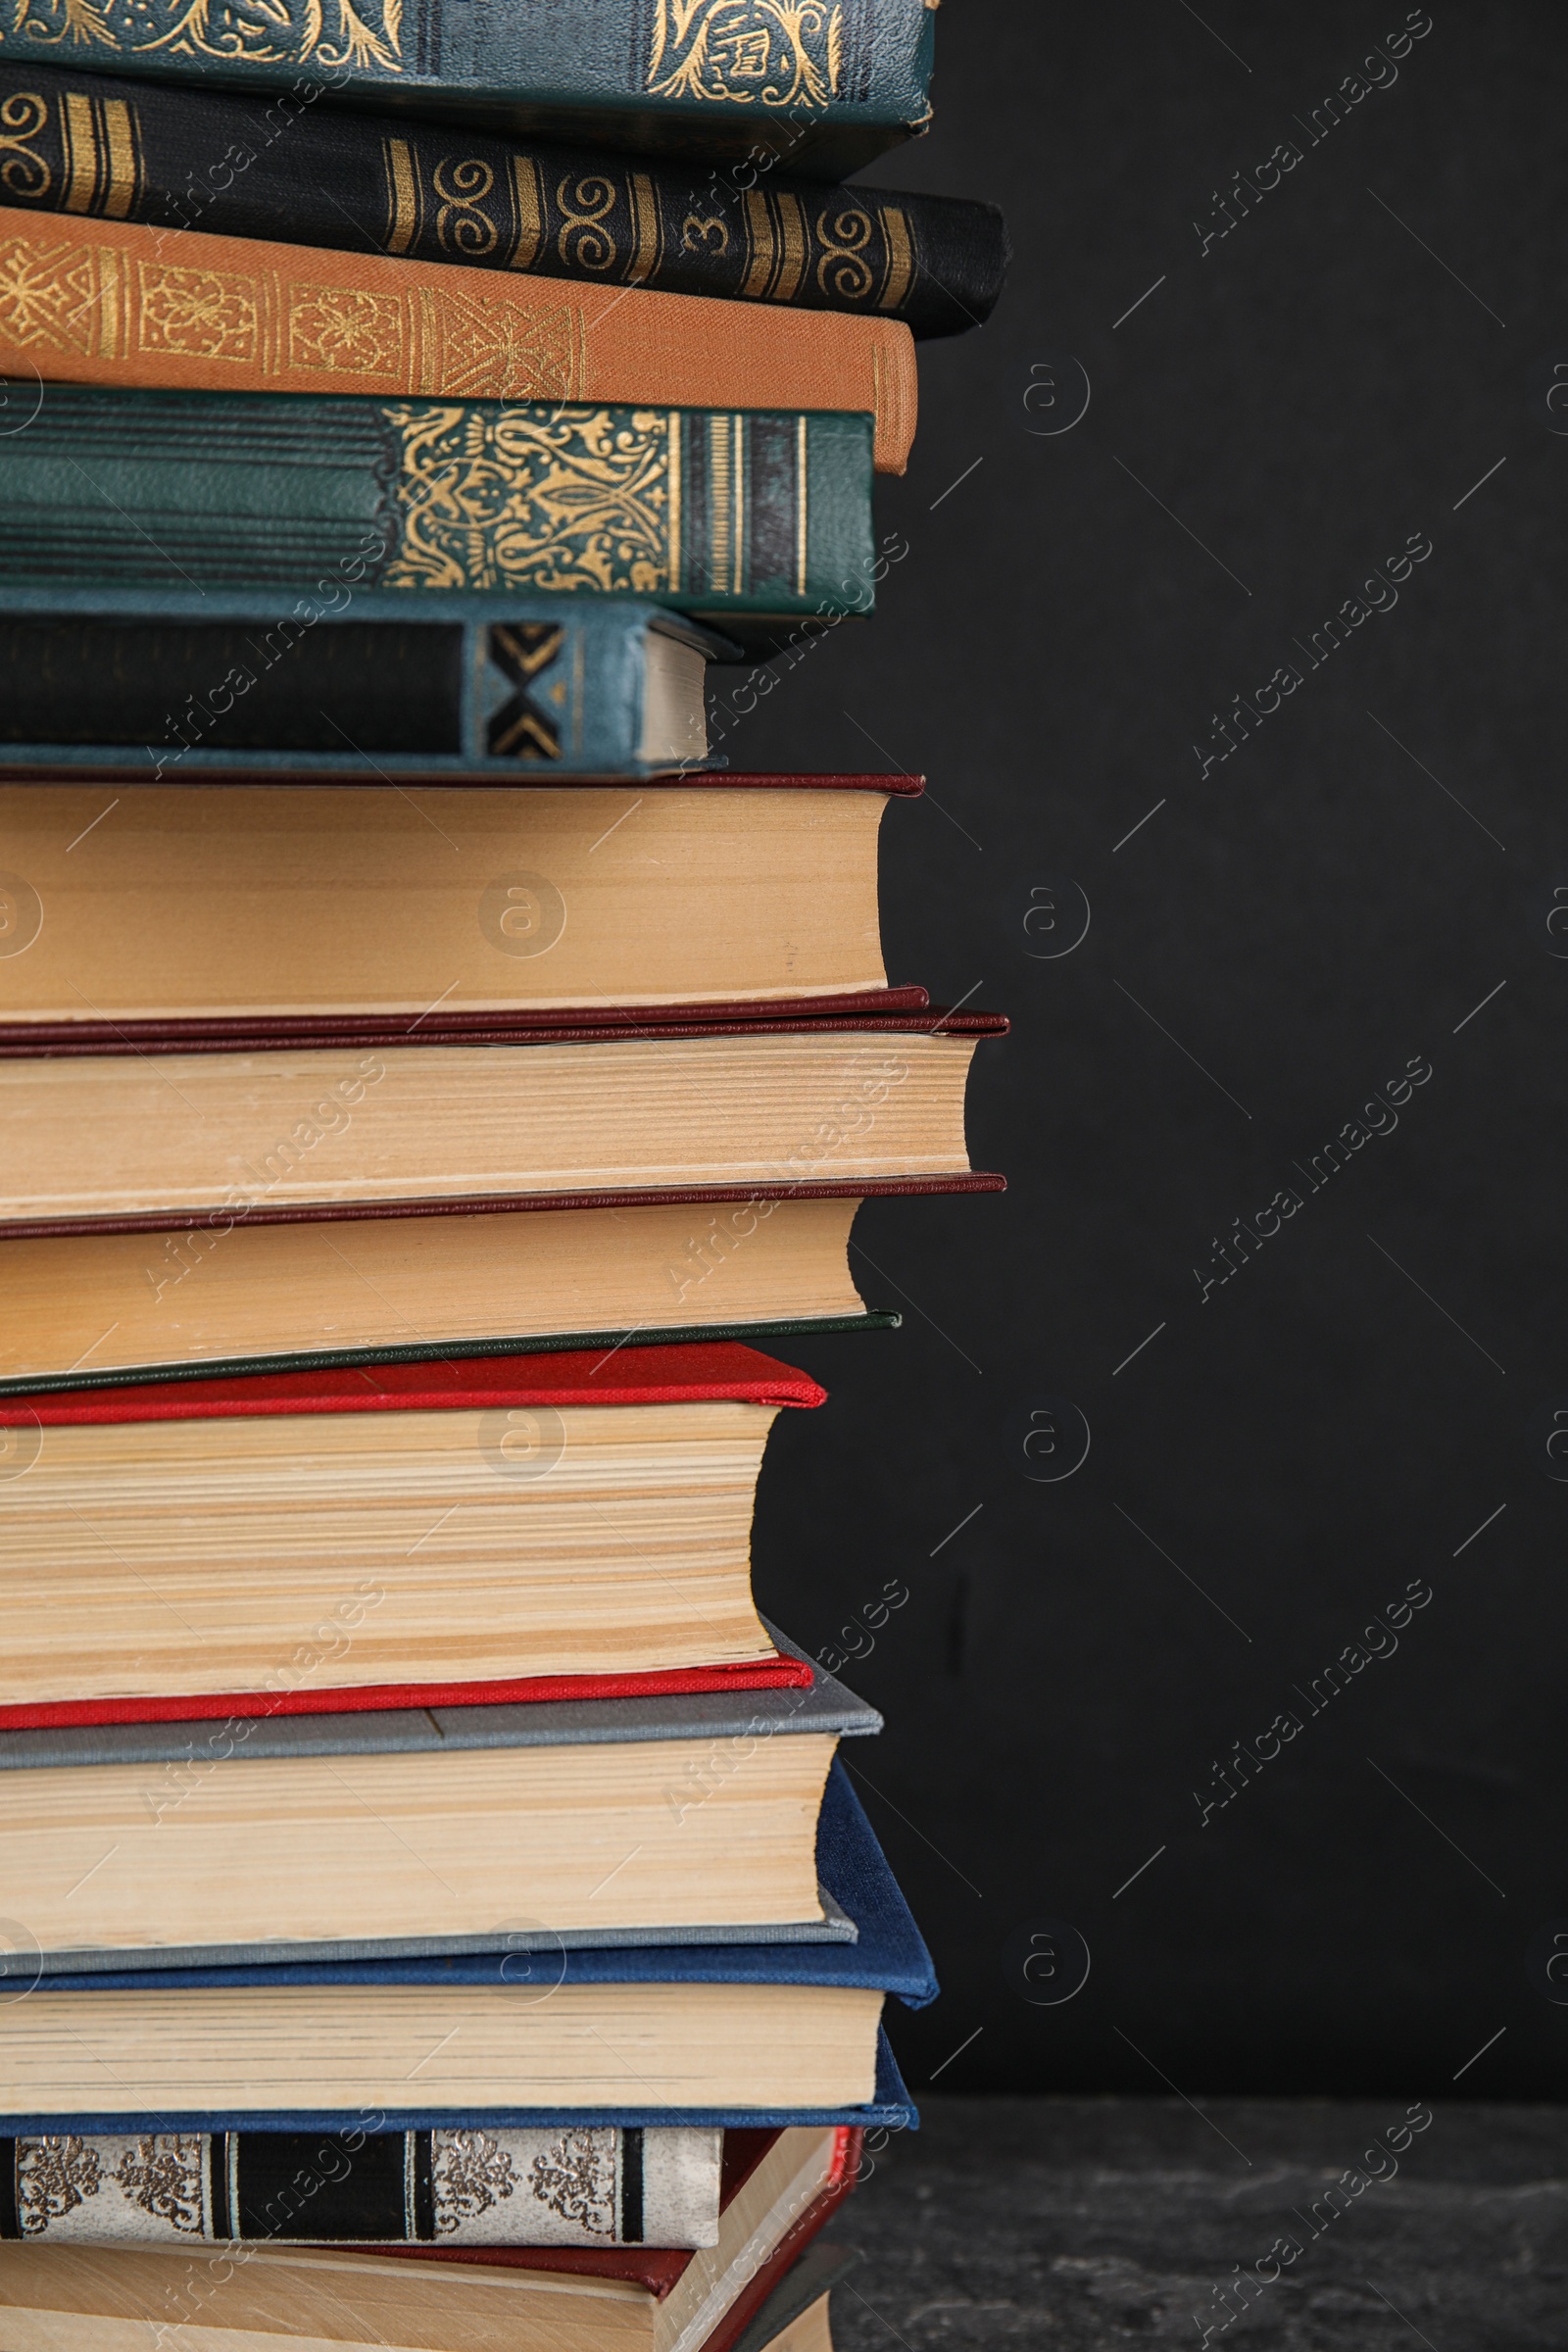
[{"xmin": 0, "ymin": 63, "xmax": 1006, "ymax": 339}]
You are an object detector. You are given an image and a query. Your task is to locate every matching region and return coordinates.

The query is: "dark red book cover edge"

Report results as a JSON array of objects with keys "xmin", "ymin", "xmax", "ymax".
[
  {"xmin": 0, "ymin": 1002, "xmax": 1008, "ymax": 1060},
  {"xmin": 355, "ymin": 2127, "xmax": 858, "ymax": 2310},
  {"xmin": 0, "ymin": 987, "xmax": 929, "ymax": 1054},
  {"xmin": 0, "ymin": 1170, "xmax": 1007, "ymax": 1245},
  {"xmin": 0, "ymin": 1341, "xmax": 828, "ymax": 1425},
  {"xmin": 0, "ymin": 1654, "xmax": 813, "ymax": 1735}
]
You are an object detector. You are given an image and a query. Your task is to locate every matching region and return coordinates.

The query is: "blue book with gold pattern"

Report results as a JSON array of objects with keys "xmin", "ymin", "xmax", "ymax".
[
  {"xmin": 3, "ymin": 0, "xmax": 936, "ymax": 177},
  {"xmin": 0, "ymin": 386, "xmax": 877, "ymax": 624}
]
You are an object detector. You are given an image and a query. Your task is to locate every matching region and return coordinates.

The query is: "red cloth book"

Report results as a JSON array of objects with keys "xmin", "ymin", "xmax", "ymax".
[{"xmin": 0, "ymin": 1345, "xmax": 822, "ymax": 1734}]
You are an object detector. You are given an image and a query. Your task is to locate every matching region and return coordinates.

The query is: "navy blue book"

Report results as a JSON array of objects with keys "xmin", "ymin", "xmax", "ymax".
[{"xmin": 0, "ymin": 1767, "xmax": 934, "ymax": 2135}]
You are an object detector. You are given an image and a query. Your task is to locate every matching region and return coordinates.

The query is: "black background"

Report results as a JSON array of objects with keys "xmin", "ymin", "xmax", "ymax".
[{"xmin": 746, "ymin": 0, "xmax": 1566, "ymax": 2100}]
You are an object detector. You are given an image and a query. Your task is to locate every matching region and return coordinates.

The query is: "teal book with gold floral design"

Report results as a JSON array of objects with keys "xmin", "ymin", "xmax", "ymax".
[
  {"xmin": 0, "ymin": 385, "xmax": 876, "ymax": 623},
  {"xmin": 0, "ymin": 0, "xmax": 935, "ymax": 175}
]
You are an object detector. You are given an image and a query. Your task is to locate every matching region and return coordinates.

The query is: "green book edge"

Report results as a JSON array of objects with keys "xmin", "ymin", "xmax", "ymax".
[{"xmin": 0, "ymin": 1311, "xmax": 901, "ymax": 1398}]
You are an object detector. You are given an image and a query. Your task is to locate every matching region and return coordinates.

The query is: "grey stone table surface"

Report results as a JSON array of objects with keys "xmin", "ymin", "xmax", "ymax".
[{"xmin": 824, "ymin": 2097, "xmax": 1567, "ymax": 2351}]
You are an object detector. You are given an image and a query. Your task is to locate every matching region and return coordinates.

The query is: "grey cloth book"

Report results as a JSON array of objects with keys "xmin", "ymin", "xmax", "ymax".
[{"xmin": 5, "ymin": 1635, "xmax": 877, "ymax": 1976}]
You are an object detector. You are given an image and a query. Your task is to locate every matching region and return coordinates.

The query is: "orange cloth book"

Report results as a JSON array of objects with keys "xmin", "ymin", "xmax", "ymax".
[{"xmin": 0, "ymin": 207, "xmax": 916, "ymax": 473}]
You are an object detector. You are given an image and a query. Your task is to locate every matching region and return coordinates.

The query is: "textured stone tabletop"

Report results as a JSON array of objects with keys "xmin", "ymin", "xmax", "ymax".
[{"xmin": 827, "ymin": 2096, "xmax": 1566, "ymax": 2350}]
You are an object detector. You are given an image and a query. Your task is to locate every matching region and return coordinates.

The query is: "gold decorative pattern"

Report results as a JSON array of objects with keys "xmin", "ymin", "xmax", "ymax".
[
  {"xmin": 429, "ymin": 2130, "xmax": 520, "ymax": 2234},
  {"xmin": 287, "ymin": 280, "xmax": 402, "ymax": 373},
  {"xmin": 420, "ymin": 283, "xmax": 580, "ymax": 401},
  {"xmin": 555, "ymin": 172, "xmax": 618, "ymax": 274},
  {"xmin": 137, "ymin": 258, "xmax": 259, "ymax": 362},
  {"xmin": 431, "ymin": 156, "xmax": 500, "ymax": 259},
  {"xmin": 647, "ymin": 0, "xmax": 842, "ymax": 108},
  {"xmin": 0, "ymin": 228, "xmax": 102, "ymax": 351},
  {"xmin": 486, "ymin": 620, "xmax": 565, "ymax": 760},
  {"xmin": 0, "ymin": 87, "xmax": 51, "ymax": 201},
  {"xmin": 526, "ymin": 2128, "xmax": 617, "ymax": 2237},
  {"xmin": 7, "ymin": 0, "xmax": 403, "ymax": 74},
  {"xmin": 0, "ymin": 225, "xmax": 586, "ymax": 398},
  {"xmin": 383, "ymin": 403, "xmax": 677, "ymax": 595},
  {"xmin": 812, "ymin": 202, "xmax": 874, "ymax": 302}
]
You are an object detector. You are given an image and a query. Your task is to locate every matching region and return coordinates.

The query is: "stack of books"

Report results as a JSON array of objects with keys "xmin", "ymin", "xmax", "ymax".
[{"xmin": 0, "ymin": 9, "xmax": 1007, "ymax": 2347}]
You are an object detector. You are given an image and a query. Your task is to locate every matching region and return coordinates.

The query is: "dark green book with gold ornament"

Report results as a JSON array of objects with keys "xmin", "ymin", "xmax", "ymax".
[
  {"xmin": 0, "ymin": 5, "xmax": 934, "ymax": 174},
  {"xmin": 0, "ymin": 382, "xmax": 877, "ymax": 623}
]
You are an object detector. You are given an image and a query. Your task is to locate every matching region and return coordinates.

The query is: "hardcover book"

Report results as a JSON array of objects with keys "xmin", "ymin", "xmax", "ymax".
[
  {"xmin": 0, "ymin": 209, "xmax": 917, "ymax": 471},
  {"xmin": 0, "ymin": 65, "xmax": 1006, "ymax": 338},
  {"xmin": 0, "ymin": 388, "xmax": 881, "ymax": 622},
  {"xmin": 0, "ymin": 2121, "xmax": 862, "ymax": 2350},
  {"xmin": 0, "ymin": 778, "xmax": 907, "ymax": 1024},
  {"xmin": 0, "ymin": 1766, "xmax": 936, "ymax": 2126},
  {"xmin": 0, "ymin": 1343, "xmax": 831, "ymax": 1728},
  {"xmin": 0, "ymin": 1650, "xmax": 878, "ymax": 1966},
  {"xmin": 0, "ymin": 1007, "xmax": 1004, "ymax": 1233},
  {"xmin": 0, "ymin": 0, "xmax": 936, "ymax": 174},
  {"xmin": 0, "ymin": 587, "xmax": 720, "ymax": 782},
  {"xmin": 0, "ymin": 2124, "xmax": 723, "ymax": 2247},
  {"xmin": 0, "ymin": 1191, "xmax": 913, "ymax": 1396}
]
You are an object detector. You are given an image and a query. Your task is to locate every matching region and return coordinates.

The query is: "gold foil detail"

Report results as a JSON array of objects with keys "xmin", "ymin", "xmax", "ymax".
[
  {"xmin": 508, "ymin": 153, "xmax": 544, "ymax": 270},
  {"xmin": 813, "ymin": 202, "xmax": 874, "ymax": 302},
  {"xmin": 99, "ymin": 95, "xmax": 137, "ymax": 218},
  {"xmin": 0, "ymin": 90, "xmax": 53, "ymax": 203},
  {"xmin": 60, "ymin": 89, "xmax": 96, "ymax": 213},
  {"xmin": 10, "ymin": 0, "xmax": 404, "ymax": 74},
  {"xmin": 136, "ymin": 259, "xmax": 260, "ymax": 362},
  {"xmin": 731, "ymin": 411, "xmax": 744, "ymax": 594},
  {"xmin": 382, "ymin": 404, "xmax": 677, "ymax": 595},
  {"xmin": 555, "ymin": 171, "xmax": 618, "ymax": 273},
  {"xmin": 646, "ymin": 1, "xmax": 842, "ymax": 109},
  {"xmin": 770, "ymin": 191, "xmax": 806, "ymax": 302},
  {"xmin": 287, "ymin": 281, "xmax": 403, "ymax": 373},
  {"xmin": 0, "ymin": 226, "xmax": 585, "ymax": 397},
  {"xmin": 740, "ymin": 187, "xmax": 773, "ymax": 299},
  {"xmin": 431, "ymin": 156, "xmax": 499, "ymax": 258},
  {"xmin": 709, "ymin": 410, "xmax": 732, "ymax": 596},
  {"xmin": 667, "ymin": 407, "xmax": 682, "ymax": 594},
  {"xmin": 877, "ymin": 205, "xmax": 914, "ymax": 312},
  {"xmin": 626, "ymin": 169, "xmax": 660, "ymax": 284},
  {"xmin": 383, "ymin": 137, "xmax": 418, "ymax": 256}
]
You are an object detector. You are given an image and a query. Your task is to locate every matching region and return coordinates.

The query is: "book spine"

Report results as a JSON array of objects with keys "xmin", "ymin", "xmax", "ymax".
[
  {"xmin": 0, "ymin": 387, "xmax": 876, "ymax": 617},
  {"xmin": 0, "ymin": 204, "xmax": 916, "ymax": 472},
  {"xmin": 0, "ymin": 66, "xmax": 1001, "ymax": 339},
  {"xmin": 0, "ymin": 2126, "xmax": 721, "ymax": 2246},
  {"xmin": 0, "ymin": 3, "xmax": 934, "ymax": 173},
  {"xmin": 0, "ymin": 594, "xmax": 684, "ymax": 781}
]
